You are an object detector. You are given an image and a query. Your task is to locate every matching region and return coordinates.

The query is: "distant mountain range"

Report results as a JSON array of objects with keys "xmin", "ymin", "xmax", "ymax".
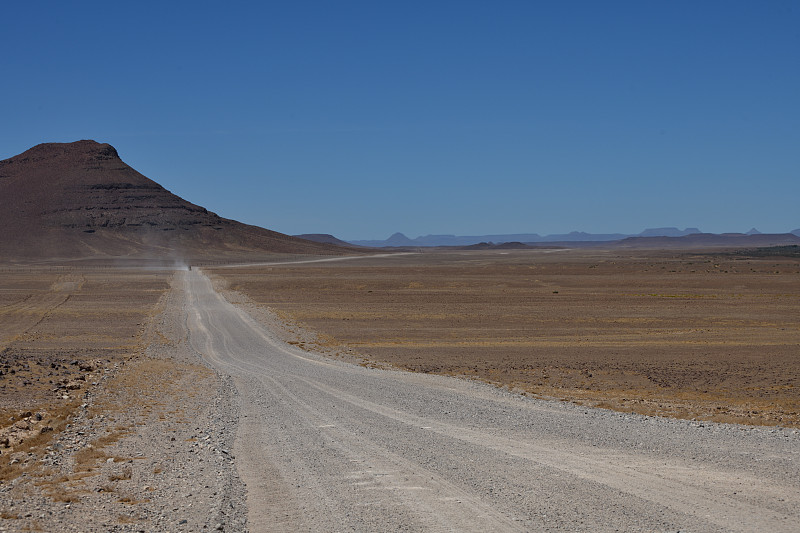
[
  {"xmin": 8, "ymin": 140, "xmax": 796, "ymax": 261},
  {"xmin": 315, "ymin": 227, "xmax": 800, "ymax": 249},
  {"xmin": 348, "ymin": 228, "xmax": 703, "ymax": 247}
]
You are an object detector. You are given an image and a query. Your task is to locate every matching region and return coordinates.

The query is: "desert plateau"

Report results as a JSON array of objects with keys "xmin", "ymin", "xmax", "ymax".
[{"xmin": 1, "ymin": 141, "xmax": 799, "ymax": 532}]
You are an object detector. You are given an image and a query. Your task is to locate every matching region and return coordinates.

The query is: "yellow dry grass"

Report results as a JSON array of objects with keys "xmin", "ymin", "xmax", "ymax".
[{"xmin": 0, "ymin": 267, "xmax": 170, "ymax": 487}]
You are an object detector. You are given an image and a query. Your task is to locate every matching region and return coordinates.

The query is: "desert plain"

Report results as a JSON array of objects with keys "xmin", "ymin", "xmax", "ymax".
[
  {"xmin": 0, "ymin": 264, "xmax": 249, "ymax": 531},
  {"xmin": 0, "ymin": 266, "xmax": 167, "ymax": 440},
  {"xmin": 209, "ymin": 247, "xmax": 800, "ymax": 428},
  {"xmin": 1, "ymin": 246, "xmax": 799, "ymax": 531}
]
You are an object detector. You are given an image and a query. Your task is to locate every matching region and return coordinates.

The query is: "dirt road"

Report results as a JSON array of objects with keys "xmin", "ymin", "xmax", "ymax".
[{"xmin": 184, "ymin": 269, "xmax": 800, "ymax": 532}]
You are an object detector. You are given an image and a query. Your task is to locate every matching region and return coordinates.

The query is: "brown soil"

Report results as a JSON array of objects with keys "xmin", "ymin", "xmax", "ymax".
[
  {"xmin": 0, "ymin": 267, "xmax": 170, "ymax": 482},
  {"xmin": 0, "ymin": 266, "xmax": 244, "ymax": 532},
  {"xmin": 209, "ymin": 249, "xmax": 800, "ymax": 428}
]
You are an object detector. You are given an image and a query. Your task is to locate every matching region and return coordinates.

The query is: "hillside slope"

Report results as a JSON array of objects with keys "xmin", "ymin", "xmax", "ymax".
[{"xmin": 0, "ymin": 140, "xmax": 350, "ymax": 261}]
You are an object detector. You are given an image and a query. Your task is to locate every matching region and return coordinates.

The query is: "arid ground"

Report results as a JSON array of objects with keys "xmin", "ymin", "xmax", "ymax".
[
  {"xmin": 0, "ymin": 267, "xmax": 167, "ymax": 432},
  {"xmin": 0, "ymin": 266, "xmax": 246, "ymax": 531},
  {"xmin": 209, "ymin": 248, "xmax": 800, "ymax": 428},
  {"xmin": 1, "ymin": 251, "xmax": 798, "ymax": 531}
]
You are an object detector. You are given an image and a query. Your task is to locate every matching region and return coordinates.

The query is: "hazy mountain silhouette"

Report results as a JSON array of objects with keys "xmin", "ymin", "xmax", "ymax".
[
  {"xmin": 349, "ymin": 228, "xmax": 700, "ymax": 247},
  {"xmin": 0, "ymin": 140, "xmax": 351, "ymax": 261},
  {"xmin": 348, "ymin": 227, "xmax": 800, "ymax": 248},
  {"xmin": 616, "ymin": 233, "xmax": 800, "ymax": 248},
  {"xmin": 637, "ymin": 227, "xmax": 701, "ymax": 238}
]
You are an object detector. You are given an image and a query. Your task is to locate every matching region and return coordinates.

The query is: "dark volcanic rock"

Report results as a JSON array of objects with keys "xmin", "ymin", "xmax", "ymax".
[{"xmin": 0, "ymin": 140, "xmax": 349, "ymax": 260}]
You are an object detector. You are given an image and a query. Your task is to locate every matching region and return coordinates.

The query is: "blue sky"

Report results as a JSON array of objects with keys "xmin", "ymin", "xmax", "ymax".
[{"xmin": 2, "ymin": 1, "xmax": 798, "ymax": 239}]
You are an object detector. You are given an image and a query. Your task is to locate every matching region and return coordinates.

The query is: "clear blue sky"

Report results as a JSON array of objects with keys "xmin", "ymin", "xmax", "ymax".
[{"xmin": 2, "ymin": 1, "xmax": 798, "ymax": 239}]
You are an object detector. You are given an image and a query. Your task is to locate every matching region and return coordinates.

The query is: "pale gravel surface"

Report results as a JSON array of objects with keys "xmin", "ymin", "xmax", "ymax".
[
  {"xmin": 187, "ymin": 269, "xmax": 800, "ymax": 532},
  {"xmin": 4, "ymin": 267, "xmax": 798, "ymax": 532},
  {"xmin": 0, "ymin": 271, "xmax": 246, "ymax": 533}
]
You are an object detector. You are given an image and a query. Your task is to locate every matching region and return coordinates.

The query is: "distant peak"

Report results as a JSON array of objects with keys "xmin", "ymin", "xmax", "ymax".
[{"xmin": 385, "ymin": 232, "xmax": 414, "ymax": 246}]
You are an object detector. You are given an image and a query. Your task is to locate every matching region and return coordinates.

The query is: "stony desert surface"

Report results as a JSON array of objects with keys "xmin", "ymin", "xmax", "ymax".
[
  {"xmin": 0, "ymin": 249, "xmax": 798, "ymax": 531},
  {"xmin": 0, "ymin": 267, "xmax": 166, "ymax": 429},
  {"xmin": 178, "ymin": 267, "xmax": 800, "ymax": 532},
  {"xmin": 0, "ymin": 266, "xmax": 245, "ymax": 531},
  {"xmin": 209, "ymin": 248, "xmax": 800, "ymax": 428}
]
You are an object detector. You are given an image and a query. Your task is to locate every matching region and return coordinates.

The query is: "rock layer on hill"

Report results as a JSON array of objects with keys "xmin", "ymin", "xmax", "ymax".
[{"xmin": 0, "ymin": 140, "xmax": 347, "ymax": 261}]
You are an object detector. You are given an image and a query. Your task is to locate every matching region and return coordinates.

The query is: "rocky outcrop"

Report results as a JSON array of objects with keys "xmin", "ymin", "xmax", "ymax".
[{"xmin": 0, "ymin": 140, "xmax": 356, "ymax": 260}]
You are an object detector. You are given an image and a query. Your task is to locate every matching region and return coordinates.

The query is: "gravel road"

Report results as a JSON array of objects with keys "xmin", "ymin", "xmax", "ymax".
[{"xmin": 184, "ymin": 269, "xmax": 800, "ymax": 532}]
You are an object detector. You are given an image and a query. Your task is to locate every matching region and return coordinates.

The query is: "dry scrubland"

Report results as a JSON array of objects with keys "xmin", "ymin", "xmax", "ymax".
[
  {"xmin": 0, "ymin": 268, "xmax": 166, "ymax": 441},
  {"xmin": 0, "ymin": 267, "xmax": 222, "ymax": 528},
  {"xmin": 211, "ymin": 249, "xmax": 800, "ymax": 428}
]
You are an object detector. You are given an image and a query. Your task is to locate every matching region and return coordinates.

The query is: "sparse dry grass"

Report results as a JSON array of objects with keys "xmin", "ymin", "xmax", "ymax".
[
  {"xmin": 108, "ymin": 466, "xmax": 132, "ymax": 482},
  {"xmin": 117, "ymin": 493, "xmax": 149, "ymax": 505},
  {"xmin": 0, "ymin": 264, "xmax": 221, "ymax": 531},
  {"xmin": 73, "ymin": 430, "xmax": 129, "ymax": 471},
  {"xmin": 0, "ymin": 265, "xmax": 175, "ymax": 517},
  {"xmin": 211, "ymin": 249, "xmax": 800, "ymax": 427},
  {"xmin": 0, "ymin": 400, "xmax": 80, "ymax": 482}
]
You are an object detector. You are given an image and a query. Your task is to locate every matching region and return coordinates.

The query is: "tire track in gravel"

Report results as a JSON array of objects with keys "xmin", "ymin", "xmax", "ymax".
[
  {"xmin": 297, "ymin": 376, "xmax": 798, "ymax": 532},
  {"xmin": 186, "ymin": 269, "xmax": 521, "ymax": 531},
  {"xmin": 250, "ymin": 371, "xmax": 523, "ymax": 532},
  {"xmin": 184, "ymin": 269, "xmax": 800, "ymax": 532}
]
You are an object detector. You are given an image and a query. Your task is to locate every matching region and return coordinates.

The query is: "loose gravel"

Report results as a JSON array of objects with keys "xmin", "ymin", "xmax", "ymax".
[
  {"xmin": 188, "ymin": 269, "xmax": 800, "ymax": 532},
  {"xmin": 4, "ymin": 268, "xmax": 798, "ymax": 532},
  {"xmin": 0, "ymin": 271, "xmax": 247, "ymax": 532}
]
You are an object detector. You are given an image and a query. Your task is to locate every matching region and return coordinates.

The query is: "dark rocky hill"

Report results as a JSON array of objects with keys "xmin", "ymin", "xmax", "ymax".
[
  {"xmin": 294, "ymin": 234, "xmax": 358, "ymax": 247},
  {"xmin": 0, "ymin": 140, "xmax": 352, "ymax": 261}
]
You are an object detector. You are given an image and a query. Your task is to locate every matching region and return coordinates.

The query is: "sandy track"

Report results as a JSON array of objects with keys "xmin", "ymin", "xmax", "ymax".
[{"xmin": 184, "ymin": 269, "xmax": 800, "ymax": 532}]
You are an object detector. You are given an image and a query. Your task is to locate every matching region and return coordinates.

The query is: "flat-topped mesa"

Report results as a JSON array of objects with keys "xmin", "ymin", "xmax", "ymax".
[
  {"xmin": 6, "ymin": 139, "xmax": 116, "ymax": 160},
  {"xmin": 0, "ymin": 140, "xmax": 354, "ymax": 259},
  {"xmin": 2, "ymin": 141, "xmax": 126, "ymax": 178},
  {"xmin": 1, "ymin": 140, "xmax": 216, "ymax": 231}
]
